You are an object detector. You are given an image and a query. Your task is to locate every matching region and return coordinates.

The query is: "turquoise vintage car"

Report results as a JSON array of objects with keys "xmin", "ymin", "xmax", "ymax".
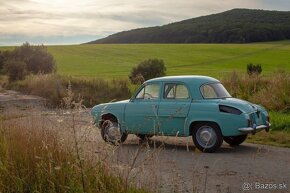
[{"xmin": 91, "ymin": 76, "xmax": 271, "ymax": 152}]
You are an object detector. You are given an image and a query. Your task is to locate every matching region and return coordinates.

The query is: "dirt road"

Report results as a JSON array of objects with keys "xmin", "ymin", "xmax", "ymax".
[
  {"xmin": 117, "ymin": 136, "xmax": 290, "ymax": 193},
  {"xmin": 0, "ymin": 90, "xmax": 289, "ymax": 193},
  {"xmin": 0, "ymin": 89, "xmax": 46, "ymax": 107}
]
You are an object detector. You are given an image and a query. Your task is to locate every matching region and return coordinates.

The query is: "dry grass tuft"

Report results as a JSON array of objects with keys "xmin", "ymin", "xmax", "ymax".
[
  {"xmin": 5, "ymin": 74, "xmax": 131, "ymax": 107},
  {"xmin": 222, "ymin": 70, "xmax": 290, "ymax": 112}
]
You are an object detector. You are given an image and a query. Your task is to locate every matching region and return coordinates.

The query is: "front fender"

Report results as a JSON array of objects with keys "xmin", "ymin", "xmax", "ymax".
[{"xmin": 91, "ymin": 103, "xmax": 127, "ymax": 131}]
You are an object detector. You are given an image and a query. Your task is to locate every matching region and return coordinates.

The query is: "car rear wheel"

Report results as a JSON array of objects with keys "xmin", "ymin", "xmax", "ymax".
[
  {"xmin": 192, "ymin": 122, "xmax": 223, "ymax": 153},
  {"xmin": 101, "ymin": 120, "xmax": 128, "ymax": 144},
  {"xmin": 223, "ymin": 135, "xmax": 247, "ymax": 146}
]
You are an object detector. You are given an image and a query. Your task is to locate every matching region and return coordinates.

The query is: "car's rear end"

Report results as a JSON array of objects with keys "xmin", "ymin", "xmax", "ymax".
[{"xmin": 240, "ymin": 106, "xmax": 271, "ymax": 134}]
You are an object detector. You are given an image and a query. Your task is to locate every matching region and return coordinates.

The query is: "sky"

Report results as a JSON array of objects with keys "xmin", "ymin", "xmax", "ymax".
[{"xmin": 1, "ymin": 0, "xmax": 290, "ymax": 45}]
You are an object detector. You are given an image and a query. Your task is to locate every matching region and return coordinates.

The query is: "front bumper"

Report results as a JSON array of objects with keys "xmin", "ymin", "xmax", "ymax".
[{"xmin": 238, "ymin": 122, "xmax": 271, "ymax": 134}]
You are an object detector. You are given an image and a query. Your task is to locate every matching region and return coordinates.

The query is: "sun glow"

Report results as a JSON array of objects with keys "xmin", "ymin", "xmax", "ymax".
[{"xmin": 31, "ymin": 0, "xmax": 92, "ymax": 9}]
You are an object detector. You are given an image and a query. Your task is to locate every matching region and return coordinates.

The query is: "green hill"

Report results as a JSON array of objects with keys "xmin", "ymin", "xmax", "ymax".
[{"xmin": 88, "ymin": 9, "xmax": 290, "ymax": 44}]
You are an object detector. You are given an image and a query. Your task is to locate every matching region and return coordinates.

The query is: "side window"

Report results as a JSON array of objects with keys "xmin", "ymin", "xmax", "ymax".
[
  {"xmin": 164, "ymin": 83, "xmax": 189, "ymax": 99},
  {"xmin": 136, "ymin": 87, "xmax": 145, "ymax": 99},
  {"xmin": 135, "ymin": 84, "xmax": 160, "ymax": 99},
  {"xmin": 164, "ymin": 84, "xmax": 175, "ymax": 99},
  {"xmin": 201, "ymin": 85, "xmax": 217, "ymax": 98},
  {"xmin": 176, "ymin": 84, "xmax": 189, "ymax": 99}
]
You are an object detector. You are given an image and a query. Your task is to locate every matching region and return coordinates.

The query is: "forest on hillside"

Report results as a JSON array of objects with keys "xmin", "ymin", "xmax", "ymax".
[{"xmin": 88, "ymin": 9, "xmax": 290, "ymax": 44}]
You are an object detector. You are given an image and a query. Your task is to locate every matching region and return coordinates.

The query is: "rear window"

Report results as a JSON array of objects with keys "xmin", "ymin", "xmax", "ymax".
[{"xmin": 201, "ymin": 83, "xmax": 231, "ymax": 99}]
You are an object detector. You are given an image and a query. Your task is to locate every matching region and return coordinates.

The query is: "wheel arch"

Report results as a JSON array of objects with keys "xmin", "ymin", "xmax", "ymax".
[
  {"xmin": 189, "ymin": 121, "xmax": 222, "ymax": 136},
  {"xmin": 99, "ymin": 113, "xmax": 118, "ymax": 127}
]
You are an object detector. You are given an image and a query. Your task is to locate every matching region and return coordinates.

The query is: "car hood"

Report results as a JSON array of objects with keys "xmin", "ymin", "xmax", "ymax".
[
  {"xmin": 218, "ymin": 98, "xmax": 264, "ymax": 114},
  {"xmin": 91, "ymin": 99, "xmax": 130, "ymax": 115},
  {"xmin": 103, "ymin": 99, "xmax": 130, "ymax": 105}
]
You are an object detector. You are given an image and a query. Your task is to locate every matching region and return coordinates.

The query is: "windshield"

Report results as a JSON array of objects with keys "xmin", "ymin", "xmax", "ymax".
[{"xmin": 200, "ymin": 83, "xmax": 231, "ymax": 99}]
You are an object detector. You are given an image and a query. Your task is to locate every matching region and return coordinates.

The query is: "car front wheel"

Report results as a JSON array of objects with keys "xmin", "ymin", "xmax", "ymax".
[
  {"xmin": 223, "ymin": 135, "xmax": 247, "ymax": 146},
  {"xmin": 101, "ymin": 120, "xmax": 128, "ymax": 144},
  {"xmin": 192, "ymin": 122, "xmax": 223, "ymax": 153}
]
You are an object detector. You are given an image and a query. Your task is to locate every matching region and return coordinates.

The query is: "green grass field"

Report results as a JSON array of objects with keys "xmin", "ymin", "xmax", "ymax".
[
  {"xmin": 1, "ymin": 41, "xmax": 290, "ymax": 78},
  {"xmin": 49, "ymin": 41, "xmax": 290, "ymax": 78}
]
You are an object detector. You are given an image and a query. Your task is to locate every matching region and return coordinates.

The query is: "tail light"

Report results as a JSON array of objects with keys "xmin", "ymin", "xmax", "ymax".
[
  {"xmin": 247, "ymin": 119, "xmax": 252, "ymax": 127},
  {"xmin": 266, "ymin": 116, "xmax": 270, "ymax": 132}
]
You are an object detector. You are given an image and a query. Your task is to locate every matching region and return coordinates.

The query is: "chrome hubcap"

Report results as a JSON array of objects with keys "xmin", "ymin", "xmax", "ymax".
[
  {"xmin": 104, "ymin": 121, "xmax": 121, "ymax": 143},
  {"xmin": 196, "ymin": 126, "xmax": 217, "ymax": 148}
]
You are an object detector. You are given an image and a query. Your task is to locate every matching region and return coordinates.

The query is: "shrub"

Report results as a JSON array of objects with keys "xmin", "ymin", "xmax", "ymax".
[
  {"xmin": 3, "ymin": 59, "xmax": 27, "ymax": 82},
  {"xmin": 12, "ymin": 42, "xmax": 34, "ymax": 61},
  {"xmin": 0, "ymin": 51, "xmax": 4, "ymax": 72},
  {"xmin": 26, "ymin": 46, "xmax": 56, "ymax": 74},
  {"xmin": 2, "ymin": 42, "xmax": 56, "ymax": 81},
  {"xmin": 129, "ymin": 59, "xmax": 166, "ymax": 84},
  {"xmin": 0, "ymin": 50, "xmax": 11, "ymax": 73},
  {"xmin": 247, "ymin": 63, "xmax": 262, "ymax": 76}
]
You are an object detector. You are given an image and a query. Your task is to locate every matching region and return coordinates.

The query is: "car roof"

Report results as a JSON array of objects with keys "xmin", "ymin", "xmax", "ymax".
[{"xmin": 145, "ymin": 75, "xmax": 220, "ymax": 85}]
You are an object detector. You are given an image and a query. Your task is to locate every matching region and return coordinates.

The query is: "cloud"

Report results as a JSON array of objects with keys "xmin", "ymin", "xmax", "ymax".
[
  {"xmin": 0, "ymin": 34, "xmax": 100, "ymax": 45},
  {"xmin": 0, "ymin": 0, "xmax": 289, "ymax": 44}
]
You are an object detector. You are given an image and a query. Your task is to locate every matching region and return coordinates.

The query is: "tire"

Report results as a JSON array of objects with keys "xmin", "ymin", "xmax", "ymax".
[
  {"xmin": 223, "ymin": 135, "xmax": 247, "ymax": 146},
  {"xmin": 136, "ymin": 134, "xmax": 153, "ymax": 140},
  {"xmin": 101, "ymin": 120, "xmax": 128, "ymax": 144},
  {"xmin": 192, "ymin": 122, "xmax": 223, "ymax": 153}
]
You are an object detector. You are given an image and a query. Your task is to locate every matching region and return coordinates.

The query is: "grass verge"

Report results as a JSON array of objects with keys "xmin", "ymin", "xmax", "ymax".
[
  {"xmin": 269, "ymin": 111, "xmax": 290, "ymax": 131},
  {"xmin": 247, "ymin": 131, "xmax": 290, "ymax": 148},
  {"xmin": 0, "ymin": 108, "xmax": 148, "ymax": 193},
  {"xmin": 248, "ymin": 111, "xmax": 290, "ymax": 148}
]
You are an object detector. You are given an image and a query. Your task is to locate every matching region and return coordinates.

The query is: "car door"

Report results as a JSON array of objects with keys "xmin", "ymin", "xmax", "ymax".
[
  {"xmin": 124, "ymin": 83, "xmax": 161, "ymax": 134},
  {"xmin": 158, "ymin": 83, "xmax": 191, "ymax": 136}
]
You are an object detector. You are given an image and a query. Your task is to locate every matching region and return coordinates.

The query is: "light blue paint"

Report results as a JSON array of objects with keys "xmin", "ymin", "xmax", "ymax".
[{"xmin": 91, "ymin": 75, "xmax": 270, "ymax": 137}]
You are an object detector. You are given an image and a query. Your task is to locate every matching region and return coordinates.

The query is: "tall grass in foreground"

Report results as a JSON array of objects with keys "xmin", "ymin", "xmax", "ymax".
[{"xmin": 0, "ymin": 107, "xmax": 148, "ymax": 193}]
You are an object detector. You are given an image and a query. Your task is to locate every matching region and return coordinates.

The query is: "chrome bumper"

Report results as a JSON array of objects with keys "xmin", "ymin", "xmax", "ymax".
[{"xmin": 238, "ymin": 122, "xmax": 271, "ymax": 134}]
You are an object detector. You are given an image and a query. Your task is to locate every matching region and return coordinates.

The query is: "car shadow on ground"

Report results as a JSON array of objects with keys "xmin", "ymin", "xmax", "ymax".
[{"xmin": 122, "ymin": 137, "xmax": 260, "ymax": 154}]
